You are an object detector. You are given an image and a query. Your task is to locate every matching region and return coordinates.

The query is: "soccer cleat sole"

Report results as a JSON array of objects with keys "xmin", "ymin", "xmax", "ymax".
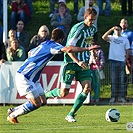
[
  {"xmin": 65, "ymin": 116, "xmax": 76, "ymax": 122},
  {"xmin": 7, "ymin": 116, "xmax": 19, "ymax": 124}
]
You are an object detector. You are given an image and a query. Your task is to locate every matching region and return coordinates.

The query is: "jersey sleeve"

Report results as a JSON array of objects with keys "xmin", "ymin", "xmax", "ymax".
[
  {"xmin": 50, "ymin": 45, "xmax": 64, "ymax": 55},
  {"xmin": 66, "ymin": 25, "xmax": 81, "ymax": 46}
]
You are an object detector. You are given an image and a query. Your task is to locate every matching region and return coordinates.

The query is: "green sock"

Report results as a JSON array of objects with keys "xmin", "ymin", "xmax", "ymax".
[
  {"xmin": 45, "ymin": 88, "xmax": 60, "ymax": 99},
  {"xmin": 68, "ymin": 92, "xmax": 88, "ymax": 116}
]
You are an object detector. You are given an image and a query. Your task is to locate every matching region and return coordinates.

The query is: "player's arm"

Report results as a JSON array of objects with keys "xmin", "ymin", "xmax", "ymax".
[
  {"xmin": 61, "ymin": 45, "xmax": 100, "ymax": 53},
  {"xmin": 68, "ymin": 52, "xmax": 87, "ymax": 68},
  {"xmin": 61, "ymin": 45, "xmax": 100, "ymax": 68}
]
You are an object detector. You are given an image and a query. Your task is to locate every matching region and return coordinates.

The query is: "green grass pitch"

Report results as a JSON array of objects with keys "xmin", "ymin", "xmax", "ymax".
[{"xmin": 0, "ymin": 105, "xmax": 133, "ymax": 133}]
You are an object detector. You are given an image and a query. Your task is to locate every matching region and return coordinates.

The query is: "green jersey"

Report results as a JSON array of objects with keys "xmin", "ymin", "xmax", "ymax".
[{"xmin": 64, "ymin": 21, "xmax": 97, "ymax": 64}]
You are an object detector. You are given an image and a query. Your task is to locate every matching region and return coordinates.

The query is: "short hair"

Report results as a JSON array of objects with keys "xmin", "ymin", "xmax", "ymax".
[
  {"xmin": 58, "ymin": 2, "xmax": 66, "ymax": 8},
  {"xmin": 115, "ymin": 24, "xmax": 122, "ymax": 30},
  {"xmin": 84, "ymin": 7, "xmax": 97, "ymax": 17},
  {"xmin": 51, "ymin": 28, "xmax": 65, "ymax": 41}
]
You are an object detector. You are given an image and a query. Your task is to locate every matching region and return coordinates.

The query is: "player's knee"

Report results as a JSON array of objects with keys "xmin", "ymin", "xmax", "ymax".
[
  {"xmin": 84, "ymin": 87, "xmax": 91, "ymax": 94},
  {"xmin": 41, "ymin": 99, "xmax": 47, "ymax": 106},
  {"xmin": 34, "ymin": 102, "xmax": 42, "ymax": 108},
  {"xmin": 60, "ymin": 89, "xmax": 69, "ymax": 97},
  {"xmin": 31, "ymin": 100, "xmax": 43, "ymax": 108},
  {"xmin": 42, "ymin": 97, "xmax": 47, "ymax": 105},
  {"xmin": 37, "ymin": 98, "xmax": 47, "ymax": 107},
  {"xmin": 41, "ymin": 101, "xmax": 47, "ymax": 106},
  {"xmin": 44, "ymin": 100, "xmax": 47, "ymax": 105}
]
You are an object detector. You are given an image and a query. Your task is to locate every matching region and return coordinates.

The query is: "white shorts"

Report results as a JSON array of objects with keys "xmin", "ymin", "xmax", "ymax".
[{"xmin": 15, "ymin": 72, "xmax": 44, "ymax": 98}]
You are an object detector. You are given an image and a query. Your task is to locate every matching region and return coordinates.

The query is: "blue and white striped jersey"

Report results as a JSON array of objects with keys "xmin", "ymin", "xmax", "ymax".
[{"xmin": 17, "ymin": 40, "xmax": 64, "ymax": 82}]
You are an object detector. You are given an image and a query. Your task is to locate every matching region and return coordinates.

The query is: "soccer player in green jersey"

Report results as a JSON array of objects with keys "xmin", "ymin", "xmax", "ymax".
[{"xmin": 46, "ymin": 7, "xmax": 98, "ymax": 122}]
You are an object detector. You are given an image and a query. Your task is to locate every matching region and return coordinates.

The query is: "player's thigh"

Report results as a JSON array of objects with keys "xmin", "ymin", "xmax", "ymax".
[
  {"xmin": 26, "ymin": 87, "xmax": 46, "ymax": 107},
  {"xmin": 76, "ymin": 69, "xmax": 93, "ymax": 90},
  {"xmin": 26, "ymin": 90, "xmax": 42, "ymax": 107},
  {"xmin": 26, "ymin": 82, "xmax": 46, "ymax": 104},
  {"xmin": 60, "ymin": 63, "xmax": 76, "ymax": 85},
  {"xmin": 76, "ymin": 69, "xmax": 93, "ymax": 83},
  {"xmin": 35, "ymin": 81, "xmax": 45, "ymax": 96},
  {"xmin": 15, "ymin": 73, "xmax": 37, "ymax": 97},
  {"xmin": 59, "ymin": 63, "xmax": 76, "ymax": 96},
  {"xmin": 35, "ymin": 82, "xmax": 46, "ymax": 104},
  {"xmin": 16, "ymin": 73, "xmax": 45, "ymax": 106}
]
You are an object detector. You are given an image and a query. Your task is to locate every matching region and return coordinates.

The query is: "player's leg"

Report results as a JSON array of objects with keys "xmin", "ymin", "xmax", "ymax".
[
  {"xmin": 8, "ymin": 93, "xmax": 46, "ymax": 115},
  {"xmin": 45, "ymin": 63, "xmax": 74, "ymax": 99},
  {"xmin": 7, "ymin": 74, "xmax": 46, "ymax": 124},
  {"xmin": 7, "ymin": 91, "xmax": 41, "ymax": 124},
  {"xmin": 65, "ymin": 69, "xmax": 92, "ymax": 122},
  {"xmin": 45, "ymin": 88, "xmax": 61, "ymax": 98},
  {"xmin": 45, "ymin": 86, "xmax": 70, "ymax": 98},
  {"xmin": 7, "ymin": 92, "xmax": 46, "ymax": 124},
  {"xmin": 65, "ymin": 80, "xmax": 91, "ymax": 122},
  {"xmin": 35, "ymin": 82, "xmax": 47, "ymax": 106}
]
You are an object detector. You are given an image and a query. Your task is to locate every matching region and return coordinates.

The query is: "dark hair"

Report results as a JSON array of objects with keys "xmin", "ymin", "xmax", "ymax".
[
  {"xmin": 58, "ymin": 2, "xmax": 66, "ymax": 8},
  {"xmin": 115, "ymin": 24, "xmax": 122, "ymax": 30},
  {"xmin": 51, "ymin": 28, "xmax": 65, "ymax": 41},
  {"xmin": 84, "ymin": 7, "xmax": 97, "ymax": 17},
  {"xmin": 90, "ymin": 39, "xmax": 98, "ymax": 46}
]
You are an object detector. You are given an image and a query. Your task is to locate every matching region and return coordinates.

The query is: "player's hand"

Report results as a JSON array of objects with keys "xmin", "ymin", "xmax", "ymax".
[
  {"xmin": 89, "ymin": 45, "xmax": 101, "ymax": 50},
  {"xmin": 77, "ymin": 61, "xmax": 87, "ymax": 68}
]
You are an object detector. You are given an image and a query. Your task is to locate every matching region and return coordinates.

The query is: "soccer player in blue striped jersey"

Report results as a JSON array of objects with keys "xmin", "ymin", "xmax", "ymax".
[
  {"xmin": 7, "ymin": 28, "xmax": 99, "ymax": 124},
  {"xmin": 46, "ymin": 7, "xmax": 98, "ymax": 122}
]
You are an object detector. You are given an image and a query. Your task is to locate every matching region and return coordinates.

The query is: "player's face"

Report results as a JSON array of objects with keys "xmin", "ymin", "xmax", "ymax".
[{"xmin": 84, "ymin": 14, "xmax": 96, "ymax": 27}]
